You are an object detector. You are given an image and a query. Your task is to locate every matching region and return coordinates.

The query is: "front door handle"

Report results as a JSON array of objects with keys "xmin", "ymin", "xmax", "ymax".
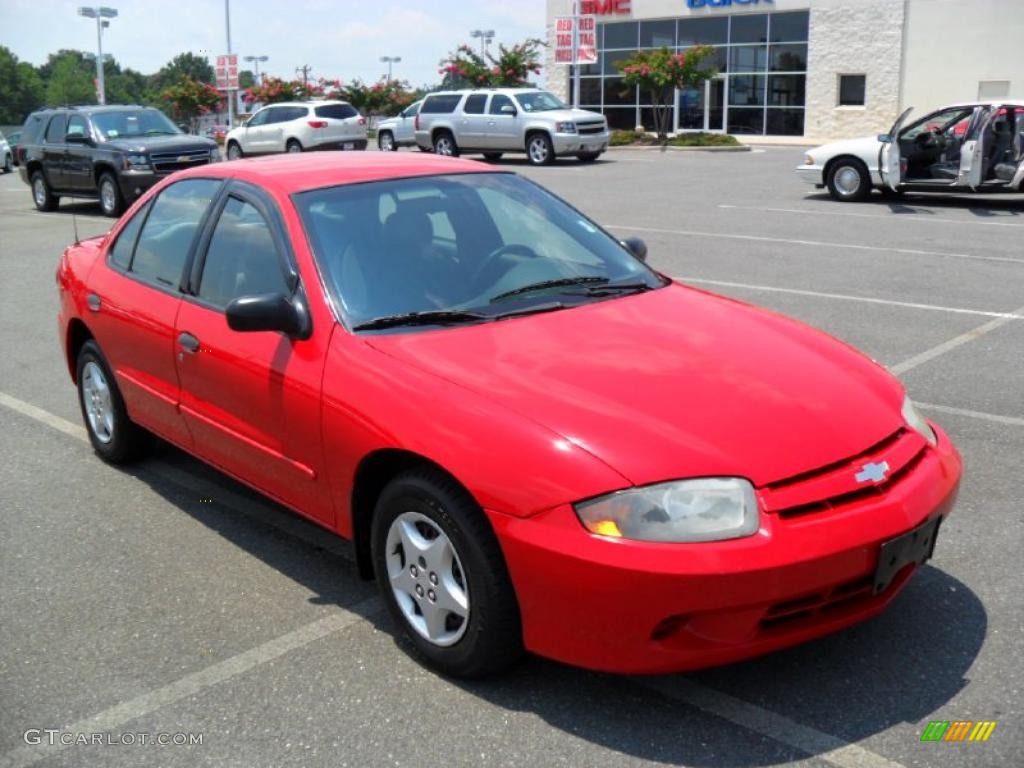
[{"xmin": 177, "ymin": 332, "xmax": 200, "ymax": 354}]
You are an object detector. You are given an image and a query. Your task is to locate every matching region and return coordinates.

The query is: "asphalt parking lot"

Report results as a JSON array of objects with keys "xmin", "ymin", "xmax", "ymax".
[{"xmin": 1, "ymin": 148, "xmax": 1021, "ymax": 768}]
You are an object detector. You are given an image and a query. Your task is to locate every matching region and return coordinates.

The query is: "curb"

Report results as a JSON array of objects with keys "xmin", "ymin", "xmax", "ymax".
[{"xmin": 607, "ymin": 144, "xmax": 752, "ymax": 153}]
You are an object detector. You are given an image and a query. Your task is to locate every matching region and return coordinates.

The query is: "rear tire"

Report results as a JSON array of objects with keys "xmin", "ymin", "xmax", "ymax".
[
  {"xmin": 526, "ymin": 132, "xmax": 555, "ymax": 166},
  {"xmin": 826, "ymin": 158, "xmax": 872, "ymax": 202},
  {"xmin": 30, "ymin": 170, "xmax": 58, "ymax": 212},
  {"xmin": 98, "ymin": 172, "xmax": 123, "ymax": 217},
  {"xmin": 433, "ymin": 131, "xmax": 459, "ymax": 157},
  {"xmin": 371, "ymin": 468, "xmax": 523, "ymax": 678},
  {"xmin": 226, "ymin": 141, "xmax": 243, "ymax": 161},
  {"xmin": 286, "ymin": 139, "xmax": 303, "ymax": 154},
  {"xmin": 76, "ymin": 340, "xmax": 149, "ymax": 464},
  {"xmin": 378, "ymin": 131, "xmax": 397, "ymax": 152}
]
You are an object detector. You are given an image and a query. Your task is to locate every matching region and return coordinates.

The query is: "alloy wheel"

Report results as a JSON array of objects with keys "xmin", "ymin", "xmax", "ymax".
[
  {"xmin": 434, "ymin": 136, "xmax": 454, "ymax": 156},
  {"xmin": 385, "ymin": 511, "xmax": 469, "ymax": 647},
  {"xmin": 33, "ymin": 178, "xmax": 46, "ymax": 207},
  {"xmin": 81, "ymin": 361, "xmax": 115, "ymax": 444},
  {"xmin": 379, "ymin": 133, "xmax": 394, "ymax": 151},
  {"xmin": 528, "ymin": 136, "xmax": 550, "ymax": 164},
  {"xmin": 100, "ymin": 179, "xmax": 117, "ymax": 215},
  {"xmin": 834, "ymin": 165, "xmax": 862, "ymax": 197}
]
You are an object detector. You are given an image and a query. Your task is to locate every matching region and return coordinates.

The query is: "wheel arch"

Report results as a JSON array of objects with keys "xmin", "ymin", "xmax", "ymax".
[
  {"xmin": 823, "ymin": 154, "xmax": 873, "ymax": 187},
  {"xmin": 65, "ymin": 318, "xmax": 95, "ymax": 383},
  {"xmin": 93, "ymin": 162, "xmax": 118, "ymax": 185},
  {"xmin": 524, "ymin": 127, "xmax": 553, "ymax": 148},
  {"xmin": 350, "ymin": 448, "xmax": 477, "ymax": 581}
]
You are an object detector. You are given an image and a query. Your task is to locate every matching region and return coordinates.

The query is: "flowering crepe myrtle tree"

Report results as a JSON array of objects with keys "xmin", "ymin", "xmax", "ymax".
[
  {"xmin": 160, "ymin": 76, "xmax": 222, "ymax": 133},
  {"xmin": 616, "ymin": 46, "xmax": 718, "ymax": 141},
  {"xmin": 243, "ymin": 76, "xmax": 325, "ymax": 107},
  {"xmin": 336, "ymin": 78, "xmax": 418, "ymax": 117},
  {"xmin": 439, "ymin": 38, "xmax": 544, "ymax": 88}
]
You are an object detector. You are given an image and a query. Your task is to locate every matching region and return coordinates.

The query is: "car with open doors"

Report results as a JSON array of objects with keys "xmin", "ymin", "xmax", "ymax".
[
  {"xmin": 798, "ymin": 100, "xmax": 1024, "ymax": 201},
  {"xmin": 57, "ymin": 153, "xmax": 961, "ymax": 677}
]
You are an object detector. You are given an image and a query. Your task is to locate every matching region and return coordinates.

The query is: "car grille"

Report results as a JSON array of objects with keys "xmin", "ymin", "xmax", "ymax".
[
  {"xmin": 759, "ymin": 574, "xmax": 879, "ymax": 631},
  {"xmin": 150, "ymin": 149, "xmax": 211, "ymax": 175},
  {"xmin": 758, "ymin": 428, "xmax": 929, "ymax": 519},
  {"xmin": 577, "ymin": 121, "xmax": 606, "ymax": 135}
]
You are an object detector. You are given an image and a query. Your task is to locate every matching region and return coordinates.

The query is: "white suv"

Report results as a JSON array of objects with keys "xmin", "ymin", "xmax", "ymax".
[
  {"xmin": 414, "ymin": 89, "xmax": 609, "ymax": 165},
  {"xmin": 226, "ymin": 101, "xmax": 367, "ymax": 159}
]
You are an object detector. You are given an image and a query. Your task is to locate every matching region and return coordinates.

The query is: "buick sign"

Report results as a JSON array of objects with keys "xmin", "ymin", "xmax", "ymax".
[{"xmin": 688, "ymin": 0, "xmax": 774, "ymax": 8}]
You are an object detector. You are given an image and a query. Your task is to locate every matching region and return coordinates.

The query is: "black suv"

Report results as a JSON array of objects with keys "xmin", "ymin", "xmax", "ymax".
[{"xmin": 18, "ymin": 105, "xmax": 219, "ymax": 216}]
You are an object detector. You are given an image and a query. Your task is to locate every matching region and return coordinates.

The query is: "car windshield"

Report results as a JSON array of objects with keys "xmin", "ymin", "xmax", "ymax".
[
  {"xmin": 91, "ymin": 109, "xmax": 181, "ymax": 140},
  {"xmin": 295, "ymin": 173, "xmax": 664, "ymax": 331},
  {"xmin": 515, "ymin": 91, "xmax": 567, "ymax": 113}
]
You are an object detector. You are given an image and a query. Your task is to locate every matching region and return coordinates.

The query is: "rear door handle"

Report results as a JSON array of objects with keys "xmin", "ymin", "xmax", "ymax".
[{"xmin": 177, "ymin": 332, "xmax": 200, "ymax": 354}]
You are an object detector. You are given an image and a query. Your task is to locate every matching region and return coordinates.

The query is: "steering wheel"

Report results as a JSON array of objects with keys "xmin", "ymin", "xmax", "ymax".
[
  {"xmin": 914, "ymin": 129, "xmax": 940, "ymax": 149},
  {"xmin": 470, "ymin": 243, "xmax": 541, "ymax": 291}
]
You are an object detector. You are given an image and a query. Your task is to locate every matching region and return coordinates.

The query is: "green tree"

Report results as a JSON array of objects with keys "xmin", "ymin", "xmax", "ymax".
[
  {"xmin": 336, "ymin": 78, "xmax": 416, "ymax": 117},
  {"xmin": 616, "ymin": 46, "xmax": 718, "ymax": 140},
  {"xmin": 0, "ymin": 46, "xmax": 45, "ymax": 123},
  {"xmin": 238, "ymin": 70, "xmax": 255, "ymax": 89},
  {"xmin": 151, "ymin": 52, "xmax": 215, "ymax": 92},
  {"xmin": 161, "ymin": 76, "xmax": 222, "ymax": 132},
  {"xmin": 45, "ymin": 53, "xmax": 96, "ymax": 106}
]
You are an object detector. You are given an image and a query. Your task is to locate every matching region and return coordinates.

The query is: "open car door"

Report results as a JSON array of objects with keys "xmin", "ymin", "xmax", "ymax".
[
  {"xmin": 959, "ymin": 106, "xmax": 997, "ymax": 189},
  {"xmin": 878, "ymin": 107, "xmax": 914, "ymax": 191}
]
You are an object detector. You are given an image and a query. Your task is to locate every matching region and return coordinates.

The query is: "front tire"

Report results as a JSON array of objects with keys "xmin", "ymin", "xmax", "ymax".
[
  {"xmin": 433, "ymin": 131, "xmax": 459, "ymax": 157},
  {"xmin": 98, "ymin": 173, "xmax": 123, "ymax": 217},
  {"xmin": 371, "ymin": 468, "xmax": 523, "ymax": 678},
  {"xmin": 2, "ymin": 153, "xmax": 11, "ymax": 173},
  {"xmin": 827, "ymin": 158, "xmax": 872, "ymax": 202},
  {"xmin": 526, "ymin": 132, "xmax": 555, "ymax": 166},
  {"xmin": 31, "ymin": 170, "xmax": 58, "ymax": 212},
  {"xmin": 378, "ymin": 131, "xmax": 397, "ymax": 152},
  {"xmin": 286, "ymin": 139, "xmax": 303, "ymax": 154},
  {"xmin": 226, "ymin": 141, "xmax": 243, "ymax": 161},
  {"xmin": 76, "ymin": 340, "xmax": 148, "ymax": 464}
]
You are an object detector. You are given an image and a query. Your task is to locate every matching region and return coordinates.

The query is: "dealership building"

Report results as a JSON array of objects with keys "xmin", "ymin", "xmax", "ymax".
[{"xmin": 544, "ymin": 0, "xmax": 1024, "ymax": 140}]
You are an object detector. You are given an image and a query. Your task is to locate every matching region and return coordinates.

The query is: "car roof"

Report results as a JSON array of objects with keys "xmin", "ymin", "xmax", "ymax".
[
  {"xmin": 174, "ymin": 152, "xmax": 493, "ymax": 196},
  {"xmin": 257, "ymin": 100, "xmax": 352, "ymax": 108},
  {"xmin": 425, "ymin": 88, "xmax": 546, "ymax": 97},
  {"xmin": 935, "ymin": 100, "xmax": 1024, "ymax": 109}
]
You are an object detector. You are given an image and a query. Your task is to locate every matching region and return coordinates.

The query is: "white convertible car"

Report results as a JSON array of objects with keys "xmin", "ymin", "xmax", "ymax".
[{"xmin": 798, "ymin": 101, "xmax": 1024, "ymax": 201}]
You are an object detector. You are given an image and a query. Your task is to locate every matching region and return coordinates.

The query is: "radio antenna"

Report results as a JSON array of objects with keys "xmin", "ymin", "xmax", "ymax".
[{"xmin": 72, "ymin": 207, "xmax": 81, "ymax": 245}]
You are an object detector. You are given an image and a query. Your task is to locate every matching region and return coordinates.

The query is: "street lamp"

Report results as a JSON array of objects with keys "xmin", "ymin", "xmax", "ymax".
[
  {"xmin": 77, "ymin": 6, "xmax": 118, "ymax": 105},
  {"xmin": 379, "ymin": 55, "xmax": 401, "ymax": 81},
  {"xmin": 243, "ymin": 54, "xmax": 268, "ymax": 82},
  {"xmin": 470, "ymin": 29, "xmax": 495, "ymax": 58}
]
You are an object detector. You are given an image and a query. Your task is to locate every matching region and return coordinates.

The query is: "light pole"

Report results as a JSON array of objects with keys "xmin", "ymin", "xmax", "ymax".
[
  {"xmin": 77, "ymin": 6, "xmax": 118, "ymax": 105},
  {"xmin": 379, "ymin": 56, "xmax": 401, "ymax": 81},
  {"xmin": 244, "ymin": 55, "xmax": 268, "ymax": 83},
  {"xmin": 225, "ymin": 0, "xmax": 234, "ymax": 127},
  {"xmin": 470, "ymin": 29, "xmax": 495, "ymax": 58}
]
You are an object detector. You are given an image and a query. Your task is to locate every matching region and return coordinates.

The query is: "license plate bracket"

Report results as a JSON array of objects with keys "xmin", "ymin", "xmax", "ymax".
[{"xmin": 874, "ymin": 516, "xmax": 941, "ymax": 594}]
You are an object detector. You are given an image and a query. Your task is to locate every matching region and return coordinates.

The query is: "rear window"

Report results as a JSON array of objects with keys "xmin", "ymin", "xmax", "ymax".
[
  {"xmin": 21, "ymin": 113, "xmax": 48, "ymax": 144},
  {"xmin": 421, "ymin": 95, "xmax": 462, "ymax": 114},
  {"xmin": 463, "ymin": 94, "xmax": 487, "ymax": 115},
  {"xmin": 315, "ymin": 103, "xmax": 357, "ymax": 119},
  {"xmin": 45, "ymin": 114, "xmax": 66, "ymax": 143}
]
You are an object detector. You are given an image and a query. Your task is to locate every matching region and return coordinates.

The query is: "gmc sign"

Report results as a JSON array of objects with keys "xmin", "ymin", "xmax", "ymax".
[{"xmin": 580, "ymin": 0, "xmax": 631, "ymax": 15}]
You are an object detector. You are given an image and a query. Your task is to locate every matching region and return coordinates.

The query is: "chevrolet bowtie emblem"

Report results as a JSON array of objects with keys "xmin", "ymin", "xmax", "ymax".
[
  {"xmin": 855, "ymin": 461, "xmax": 890, "ymax": 484},
  {"xmin": 177, "ymin": 155, "xmax": 199, "ymax": 162}
]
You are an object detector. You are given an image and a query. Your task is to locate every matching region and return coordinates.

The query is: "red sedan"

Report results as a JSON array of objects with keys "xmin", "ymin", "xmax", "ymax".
[{"xmin": 56, "ymin": 154, "xmax": 962, "ymax": 677}]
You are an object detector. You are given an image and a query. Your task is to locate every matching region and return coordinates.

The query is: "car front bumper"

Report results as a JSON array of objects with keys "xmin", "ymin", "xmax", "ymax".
[
  {"xmin": 796, "ymin": 164, "xmax": 824, "ymax": 186},
  {"xmin": 488, "ymin": 424, "xmax": 962, "ymax": 674},
  {"xmin": 553, "ymin": 131, "xmax": 609, "ymax": 156}
]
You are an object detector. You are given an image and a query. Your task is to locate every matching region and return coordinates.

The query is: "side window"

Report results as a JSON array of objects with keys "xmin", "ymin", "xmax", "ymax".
[
  {"xmin": 109, "ymin": 201, "xmax": 151, "ymax": 269},
  {"xmin": 247, "ymin": 109, "xmax": 269, "ymax": 127},
  {"xmin": 463, "ymin": 94, "xmax": 487, "ymax": 114},
  {"xmin": 198, "ymin": 197, "xmax": 288, "ymax": 308},
  {"xmin": 287, "ymin": 106, "xmax": 309, "ymax": 122},
  {"xmin": 131, "ymin": 179, "xmax": 221, "ymax": 288},
  {"xmin": 66, "ymin": 115, "xmax": 88, "ymax": 139},
  {"xmin": 45, "ymin": 114, "xmax": 66, "ymax": 143},
  {"xmin": 489, "ymin": 95, "xmax": 513, "ymax": 115}
]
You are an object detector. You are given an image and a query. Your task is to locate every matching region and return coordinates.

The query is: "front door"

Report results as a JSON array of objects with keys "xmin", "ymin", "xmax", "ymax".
[
  {"xmin": 241, "ymin": 108, "xmax": 270, "ymax": 153},
  {"xmin": 64, "ymin": 114, "xmax": 94, "ymax": 192},
  {"xmin": 959, "ymin": 107, "xmax": 995, "ymax": 188},
  {"xmin": 880, "ymin": 107, "xmax": 914, "ymax": 191},
  {"xmin": 174, "ymin": 185, "xmax": 333, "ymax": 524},
  {"xmin": 486, "ymin": 94, "xmax": 520, "ymax": 150}
]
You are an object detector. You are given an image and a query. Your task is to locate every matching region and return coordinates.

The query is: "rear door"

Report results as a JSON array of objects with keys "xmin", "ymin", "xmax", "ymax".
[
  {"xmin": 85, "ymin": 177, "xmax": 223, "ymax": 447},
  {"xmin": 458, "ymin": 94, "xmax": 489, "ymax": 149},
  {"xmin": 174, "ymin": 184, "xmax": 333, "ymax": 523},
  {"xmin": 486, "ymin": 94, "xmax": 520, "ymax": 150},
  {"xmin": 879, "ymin": 107, "xmax": 914, "ymax": 191},
  {"xmin": 313, "ymin": 103, "xmax": 363, "ymax": 146},
  {"xmin": 960, "ymin": 106, "xmax": 994, "ymax": 188},
  {"xmin": 42, "ymin": 113, "xmax": 68, "ymax": 189}
]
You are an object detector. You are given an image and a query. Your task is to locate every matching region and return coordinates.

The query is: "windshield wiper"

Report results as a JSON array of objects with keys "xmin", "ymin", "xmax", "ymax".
[
  {"xmin": 491, "ymin": 276, "xmax": 609, "ymax": 302},
  {"xmin": 143, "ymin": 129, "xmax": 176, "ymax": 135},
  {"xmin": 574, "ymin": 281, "xmax": 654, "ymax": 296},
  {"xmin": 353, "ymin": 309, "xmax": 489, "ymax": 331}
]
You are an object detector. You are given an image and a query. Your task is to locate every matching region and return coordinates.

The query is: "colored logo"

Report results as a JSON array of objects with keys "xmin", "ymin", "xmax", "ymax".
[
  {"xmin": 855, "ymin": 461, "xmax": 890, "ymax": 484},
  {"xmin": 921, "ymin": 721, "xmax": 997, "ymax": 742}
]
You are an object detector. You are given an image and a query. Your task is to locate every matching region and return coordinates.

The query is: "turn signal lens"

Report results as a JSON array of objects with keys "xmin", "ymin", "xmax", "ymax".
[{"xmin": 586, "ymin": 519, "xmax": 623, "ymax": 538}]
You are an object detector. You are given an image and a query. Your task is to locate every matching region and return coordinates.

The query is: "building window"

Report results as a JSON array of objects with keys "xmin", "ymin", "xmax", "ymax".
[
  {"xmin": 977, "ymin": 80, "xmax": 1010, "ymax": 99},
  {"xmin": 838, "ymin": 75, "xmax": 867, "ymax": 106}
]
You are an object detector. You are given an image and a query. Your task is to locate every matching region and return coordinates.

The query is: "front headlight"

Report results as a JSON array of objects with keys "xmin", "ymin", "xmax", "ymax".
[
  {"xmin": 574, "ymin": 478, "xmax": 760, "ymax": 543},
  {"xmin": 123, "ymin": 154, "xmax": 150, "ymax": 170},
  {"xmin": 555, "ymin": 121, "xmax": 577, "ymax": 134},
  {"xmin": 902, "ymin": 395, "xmax": 937, "ymax": 446}
]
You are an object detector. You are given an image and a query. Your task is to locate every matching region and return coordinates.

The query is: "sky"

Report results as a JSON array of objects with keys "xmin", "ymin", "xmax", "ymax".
[{"xmin": 0, "ymin": 0, "xmax": 549, "ymax": 88}]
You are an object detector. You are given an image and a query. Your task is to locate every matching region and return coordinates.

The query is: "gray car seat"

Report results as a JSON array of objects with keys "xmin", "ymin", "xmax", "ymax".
[
  {"xmin": 993, "ymin": 122, "xmax": 1022, "ymax": 182},
  {"xmin": 985, "ymin": 117, "xmax": 1014, "ymax": 180}
]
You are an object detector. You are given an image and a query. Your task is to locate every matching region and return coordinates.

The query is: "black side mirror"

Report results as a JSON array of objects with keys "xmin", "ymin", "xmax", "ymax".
[
  {"xmin": 226, "ymin": 293, "xmax": 310, "ymax": 338},
  {"xmin": 621, "ymin": 237, "xmax": 648, "ymax": 262}
]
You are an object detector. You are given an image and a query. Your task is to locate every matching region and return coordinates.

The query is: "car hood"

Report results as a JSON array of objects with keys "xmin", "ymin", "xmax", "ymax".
[
  {"xmin": 366, "ymin": 284, "xmax": 905, "ymax": 489},
  {"xmin": 810, "ymin": 135, "xmax": 882, "ymax": 161},
  {"xmin": 527, "ymin": 107, "xmax": 606, "ymax": 124},
  {"xmin": 104, "ymin": 135, "xmax": 216, "ymax": 153},
  {"xmin": 377, "ymin": 117, "xmax": 400, "ymax": 129}
]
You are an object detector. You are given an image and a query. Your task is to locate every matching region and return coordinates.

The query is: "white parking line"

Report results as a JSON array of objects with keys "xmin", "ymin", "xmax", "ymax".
[
  {"xmin": 918, "ymin": 402, "xmax": 1024, "ymax": 427},
  {"xmin": 1, "ymin": 390, "xmax": 908, "ymax": 768},
  {"xmin": 639, "ymin": 678, "xmax": 905, "ymax": 768},
  {"xmin": 719, "ymin": 203, "xmax": 1024, "ymax": 228},
  {"xmin": 678, "ymin": 277, "xmax": 1024, "ymax": 319},
  {"xmin": 607, "ymin": 224, "xmax": 1024, "ymax": 265},
  {"xmin": 0, "ymin": 603, "xmax": 380, "ymax": 768},
  {"xmin": 889, "ymin": 306, "xmax": 1024, "ymax": 375}
]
